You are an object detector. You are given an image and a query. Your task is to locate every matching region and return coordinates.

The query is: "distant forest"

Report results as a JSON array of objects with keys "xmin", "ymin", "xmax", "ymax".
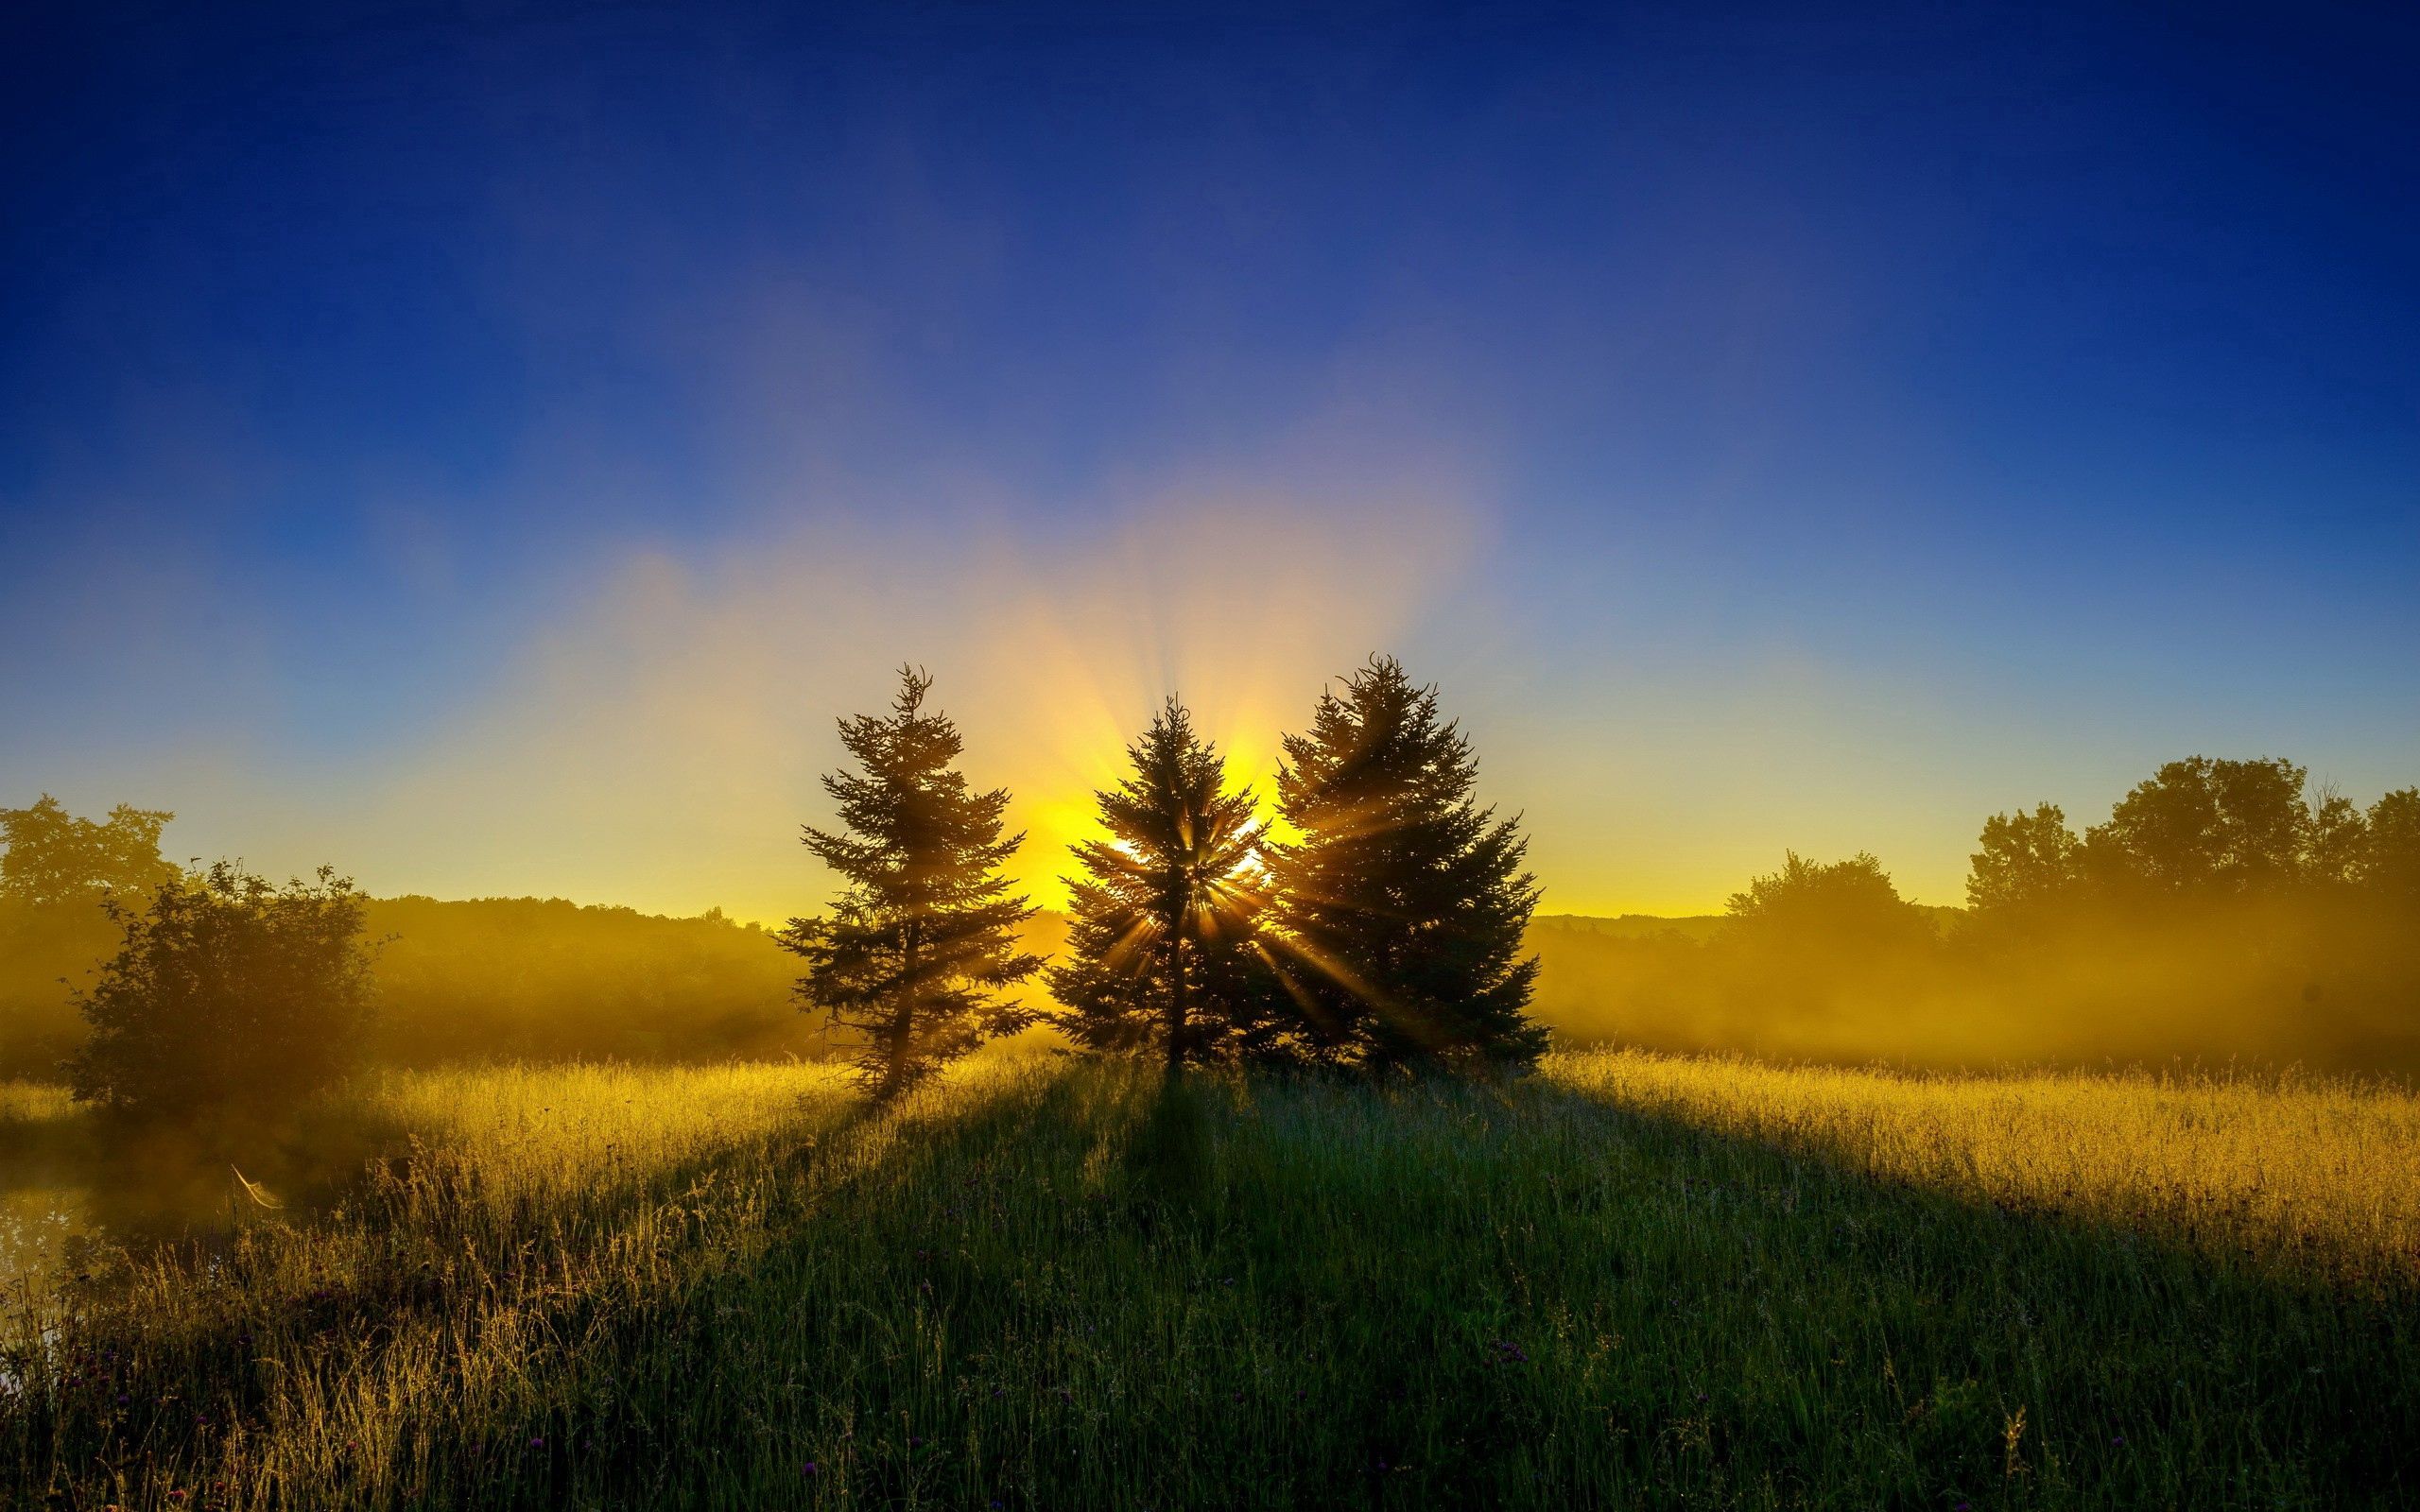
[{"xmin": 5, "ymin": 666, "xmax": 2417, "ymax": 1086}]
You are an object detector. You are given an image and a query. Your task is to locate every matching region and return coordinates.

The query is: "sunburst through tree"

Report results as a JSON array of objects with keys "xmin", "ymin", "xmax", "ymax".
[
  {"xmin": 1049, "ymin": 697, "xmax": 1288, "ymax": 1074},
  {"xmin": 1260, "ymin": 656, "xmax": 1547, "ymax": 1072}
]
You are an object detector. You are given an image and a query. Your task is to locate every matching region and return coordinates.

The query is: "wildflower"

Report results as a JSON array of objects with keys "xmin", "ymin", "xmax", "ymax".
[
  {"xmin": 2112, "ymin": 1435, "xmax": 2126, "ymax": 1447},
  {"xmin": 529, "ymin": 1436, "xmax": 544, "ymax": 1449},
  {"xmin": 803, "ymin": 1462, "xmax": 819, "ymax": 1476}
]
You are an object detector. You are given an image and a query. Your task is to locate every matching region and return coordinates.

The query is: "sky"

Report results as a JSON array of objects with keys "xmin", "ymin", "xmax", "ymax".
[{"xmin": 2, "ymin": 0, "xmax": 2414, "ymax": 921}]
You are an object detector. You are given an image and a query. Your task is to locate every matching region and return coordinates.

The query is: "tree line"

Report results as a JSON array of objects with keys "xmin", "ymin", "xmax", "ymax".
[
  {"xmin": 1965, "ymin": 757, "xmax": 2419, "ymax": 925},
  {"xmin": 1530, "ymin": 759, "xmax": 2420, "ymax": 1073},
  {"xmin": 9, "ymin": 663, "xmax": 2419, "ymax": 1120},
  {"xmin": 778, "ymin": 658, "xmax": 1546, "ymax": 1100}
]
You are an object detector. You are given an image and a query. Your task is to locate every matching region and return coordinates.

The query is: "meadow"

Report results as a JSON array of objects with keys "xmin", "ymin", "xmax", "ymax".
[{"xmin": 3, "ymin": 1052, "xmax": 2415, "ymax": 1510}]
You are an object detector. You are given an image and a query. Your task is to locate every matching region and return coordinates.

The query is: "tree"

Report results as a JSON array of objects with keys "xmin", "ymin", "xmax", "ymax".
[
  {"xmin": 1261, "ymin": 657, "xmax": 1546, "ymax": 1073},
  {"xmin": 778, "ymin": 668, "xmax": 1043, "ymax": 1101},
  {"xmin": 0, "ymin": 795, "xmax": 178, "ymax": 908},
  {"xmin": 67, "ymin": 863, "xmax": 375, "ymax": 1123},
  {"xmin": 1724, "ymin": 851, "xmax": 1937, "ymax": 956},
  {"xmin": 1965, "ymin": 803, "xmax": 2083, "ymax": 924},
  {"xmin": 2363, "ymin": 787, "xmax": 2420, "ymax": 900},
  {"xmin": 1050, "ymin": 698, "xmax": 1283, "ymax": 1074},
  {"xmin": 2082, "ymin": 756, "xmax": 2311, "ymax": 896},
  {"xmin": 2303, "ymin": 784, "xmax": 2371, "ymax": 887}
]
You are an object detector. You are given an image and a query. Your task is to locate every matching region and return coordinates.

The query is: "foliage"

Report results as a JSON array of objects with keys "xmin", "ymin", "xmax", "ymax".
[
  {"xmin": 1534, "ymin": 752, "xmax": 2419, "ymax": 1073},
  {"xmin": 64, "ymin": 863, "xmax": 375, "ymax": 1124},
  {"xmin": 2081, "ymin": 755, "xmax": 2311, "ymax": 895},
  {"xmin": 1965, "ymin": 801, "xmax": 2083, "ymax": 923},
  {"xmin": 1262, "ymin": 657, "xmax": 1546, "ymax": 1073},
  {"xmin": 1723, "ymin": 850, "xmax": 1938, "ymax": 955},
  {"xmin": 2303, "ymin": 784, "xmax": 2371, "ymax": 885},
  {"xmin": 4, "ymin": 1055, "xmax": 2414, "ymax": 1509},
  {"xmin": 0, "ymin": 795, "xmax": 179, "ymax": 909},
  {"xmin": 779, "ymin": 667, "xmax": 1044, "ymax": 1099},
  {"xmin": 1050, "ymin": 698, "xmax": 1285, "ymax": 1072},
  {"xmin": 2365, "ymin": 787, "xmax": 2420, "ymax": 897}
]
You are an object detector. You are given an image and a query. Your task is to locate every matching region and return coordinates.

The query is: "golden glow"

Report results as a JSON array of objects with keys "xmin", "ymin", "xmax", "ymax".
[
  {"xmin": 80, "ymin": 492, "xmax": 2069, "ymax": 923},
  {"xmin": 330, "ymin": 494, "xmax": 1474, "ymax": 922}
]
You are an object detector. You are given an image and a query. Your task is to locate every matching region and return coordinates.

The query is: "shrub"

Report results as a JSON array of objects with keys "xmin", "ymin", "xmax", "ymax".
[{"xmin": 67, "ymin": 863, "xmax": 375, "ymax": 1125}]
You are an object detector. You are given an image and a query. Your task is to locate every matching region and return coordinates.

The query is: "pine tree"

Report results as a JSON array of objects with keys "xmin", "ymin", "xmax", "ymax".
[
  {"xmin": 1050, "ymin": 698, "xmax": 1285, "ymax": 1074},
  {"xmin": 1261, "ymin": 656, "xmax": 1546, "ymax": 1073},
  {"xmin": 779, "ymin": 667, "xmax": 1043, "ymax": 1100}
]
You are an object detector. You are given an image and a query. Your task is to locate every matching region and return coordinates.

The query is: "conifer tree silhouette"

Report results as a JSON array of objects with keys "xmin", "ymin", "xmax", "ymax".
[
  {"xmin": 1262, "ymin": 657, "xmax": 1546, "ymax": 1072},
  {"xmin": 1050, "ymin": 698, "xmax": 1283, "ymax": 1074},
  {"xmin": 779, "ymin": 667, "xmax": 1042, "ymax": 1100}
]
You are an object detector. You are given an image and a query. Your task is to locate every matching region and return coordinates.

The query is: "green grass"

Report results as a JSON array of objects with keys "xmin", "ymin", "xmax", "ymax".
[{"xmin": 4, "ymin": 1054, "xmax": 2416, "ymax": 1508}]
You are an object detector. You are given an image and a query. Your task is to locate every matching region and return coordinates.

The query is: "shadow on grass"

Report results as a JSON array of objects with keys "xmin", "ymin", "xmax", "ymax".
[
  {"xmin": 0, "ymin": 1068, "xmax": 936, "ymax": 1510},
  {"xmin": 624, "ymin": 1067, "xmax": 2418, "ymax": 1510},
  {"xmin": 15, "ymin": 1062, "xmax": 2415, "ymax": 1510}
]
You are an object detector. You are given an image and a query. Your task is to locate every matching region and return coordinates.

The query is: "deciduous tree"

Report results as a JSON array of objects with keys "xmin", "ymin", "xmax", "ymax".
[
  {"xmin": 1966, "ymin": 802, "xmax": 2083, "ymax": 921},
  {"xmin": 2362, "ymin": 787, "xmax": 2420, "ymax": 900},
  {"xmin": 2083, "ymin": 756, "xmax": 2309, "ymax": 895},
  {"xmin": 0, "ymin": 795, "xmax": 178, "ymax": 908}
]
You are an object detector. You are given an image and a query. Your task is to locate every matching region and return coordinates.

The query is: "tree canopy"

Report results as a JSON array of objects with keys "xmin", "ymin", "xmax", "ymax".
[
  {"xmin": 0, "ymin": 795, "xmax": 178, "ymax": 908},
  {"xmin": 1726, "ymin": 851, "xmax": 1938, "ymax": 955},
  {"xmin": 2082, "ymin": 756, "xmax": 2310, "ymax": 895}
]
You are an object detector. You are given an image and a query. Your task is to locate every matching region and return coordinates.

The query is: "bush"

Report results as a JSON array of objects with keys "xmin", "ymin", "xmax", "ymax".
[{"xmin": 67, "ymin": 863, "xmax": 374, "ymax": 1125}]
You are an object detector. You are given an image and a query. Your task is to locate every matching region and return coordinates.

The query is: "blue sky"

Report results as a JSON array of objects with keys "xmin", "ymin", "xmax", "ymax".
[{"xmin": 3, "ymin": 1, "xmax": 2414, "ymax": 917}]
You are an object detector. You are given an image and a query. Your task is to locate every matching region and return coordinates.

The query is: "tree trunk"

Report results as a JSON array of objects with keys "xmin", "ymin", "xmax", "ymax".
[
  {"xmin": 1164, "ymin": 923, "xmax": 1188, "ymax": 1080},
  {"xmin": 883, "ymin": 933, "xmax": 919, "ymax": 1101}
]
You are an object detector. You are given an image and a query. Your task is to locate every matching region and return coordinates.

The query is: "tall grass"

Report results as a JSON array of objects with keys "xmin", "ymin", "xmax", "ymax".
[
  {"xmin": 1547, "ymin": 1051, "xmax": 2420, "ymax": 1292},
  {"xmin": 3, "ymin": 1051, "xmax": 2414, "ymax": 1508}
]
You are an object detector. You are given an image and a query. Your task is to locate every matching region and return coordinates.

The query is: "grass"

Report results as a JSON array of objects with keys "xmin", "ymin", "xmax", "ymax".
[
  {"xmin": 1551, "ymin": 1052, "xmax": 2420, "ymax": 1291},
  {"xmin": 0, "ymin": 1051, "xmax": 2412, "ymax": 1509}
]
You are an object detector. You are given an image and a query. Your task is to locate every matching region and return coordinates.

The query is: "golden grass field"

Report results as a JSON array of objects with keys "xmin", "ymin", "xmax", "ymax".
[
  {"xmin": 1553, "ymin": 1052, "xmax": 2420, "ymax": 1292},
  {"xmin": 5, "ymin": 1051, "xmax": 2416, "ymax": 1507}
]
